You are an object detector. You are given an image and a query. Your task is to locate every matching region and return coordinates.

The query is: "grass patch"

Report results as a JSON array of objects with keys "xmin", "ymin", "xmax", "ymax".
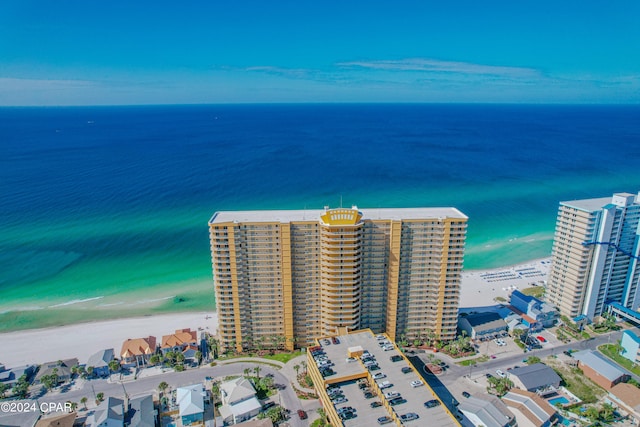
[
  {"xmin": 520, "ymin": 286, "xmax": 545, "ymax": 299},
  {"xmin": 223, "ymin": 360, "xmax": 282, "ymax": 369},
  {"xmin": 457, "ymin": 355, "xmax": 489, "ymax": 366},
  {"xmin": 545, "ymin": 359, "xmax": 605, "ymax": 403},
  {"xmin": 599, "ymin": 344, "xmax": 640, "ymax": 376},
  {"xmin": 260, "ymin": 351, "xmax": 303, "ymax": 364}
]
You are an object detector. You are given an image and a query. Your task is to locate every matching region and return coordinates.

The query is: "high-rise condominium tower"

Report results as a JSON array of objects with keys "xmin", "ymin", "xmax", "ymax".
[
  {"xmin": 209, "ymin": 206, "xmax": 467, "ymax": 352},
  {"xmin": 547, "ymin": 192, "xmax": 640, "ymax": 320}
]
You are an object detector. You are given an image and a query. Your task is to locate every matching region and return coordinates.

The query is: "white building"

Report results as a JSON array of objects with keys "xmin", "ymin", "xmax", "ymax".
[
  {"xmin": 547, "ymin": 192, "xmax": 640, "ymax": 319},
  {"xmin": 219, "ymin": 378, "xmax": 263, "ymax": 425}
]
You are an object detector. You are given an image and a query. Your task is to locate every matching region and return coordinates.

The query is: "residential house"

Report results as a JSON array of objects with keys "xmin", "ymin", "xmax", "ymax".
[
  {"xmin": 86, "ymin": 348, "xmax": 115, "ymax": 377},
  {"xmin": 161, "ymin": 329, "xmax": 200, "ymax": 363},
  {"xmin": 620, "ymin": 330, "xmax": 640, "ymax": 364},
  {"xmin": 458, "ymin": 395, "xmax": 516, "ymax": 427},
  {"xmin": 34, "ymin": 412, "xmax": 77, "ymax": 427},
  {"xmin": 508, "ymin": 364, "xmax": 562, "ymax": 394},
  {"xmin": 458, "ymin": 312, "xmax": 508, "ymax": 340},
  {"xmin": 34, "ymin": 359, "xmax": 78, "ymax": 385},
  {"xmin": 0, "ymin": 364, "xmax": 36, "ymax": 386},
  {"xmin": 607, "ymin": 383, "xmax": 640, "ymax": 425},
  {"xmin": 572, "ymin": 350, "xmax": 629, "ymax": 389},
  {"xmin": 219, "ymin": 378, "xmax": 262, "ymax": 426},
  {"xmin": 501, "ymin": 389, "xmax": 557, "ymax": 427},
  {"xmin": 161, "ymin": 329, "xmax": 198, "ymax": 353},
  {"xmin": 120, "ymin": 336, "xmax": 156, "ymax": 367},
  {"xmin": 510, "ymin": 290, "xmax": 559, "ymax": 329},
  {"xmin": 0, "ymin": 399, "xmax": 41, "ymax": 427},
  {"xmin": 86, "ymin": 396, "xmax": 124, "ymax": 427},
  {"xmin": 177, "ymin": 383, "xmax": 206, "ymax": 426},
  {"xmin": 126, "ymin": 394, "xmax": 156, "ymax": 427}
]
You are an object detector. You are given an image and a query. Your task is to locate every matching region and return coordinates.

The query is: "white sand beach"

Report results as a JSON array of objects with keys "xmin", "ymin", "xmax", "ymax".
[
  {"xmin": 0, "ymin": 311, "xmax": 217, "ymax": 368},
  {"xmin": 459, "ymin": 257, "xmax": 551, "ymax": 308},
  {"xmin": 0, "ymin": 258, "xmax": 551, "ymax": 369}
]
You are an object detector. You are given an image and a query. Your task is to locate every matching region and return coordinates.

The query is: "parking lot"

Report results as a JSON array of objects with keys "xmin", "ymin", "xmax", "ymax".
[{"xmin": 311, "ymin": 331, "xmax": 458, "ymax": 426}]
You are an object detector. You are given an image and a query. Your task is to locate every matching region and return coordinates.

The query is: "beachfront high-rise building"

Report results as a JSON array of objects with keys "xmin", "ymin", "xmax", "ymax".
[
  {"xmin": 547, "ymin": 192, "xmax": 640, "ymax": 320},
  {"xmin": 209, "ymin": 206, "xmax": 467, "ymax": 352}
]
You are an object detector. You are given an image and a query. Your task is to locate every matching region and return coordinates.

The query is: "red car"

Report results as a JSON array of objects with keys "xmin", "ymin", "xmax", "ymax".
[
  {"xmin": 536, "ymin": 336, "xmax": 546, "ymax": 343},
  {"xmin": 298, "ymin": 410, "xmax": 307, "ymax": 420}
]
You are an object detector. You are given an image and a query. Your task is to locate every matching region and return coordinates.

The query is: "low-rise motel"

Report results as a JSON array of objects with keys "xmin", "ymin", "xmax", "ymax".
[{"xmin": 307, "ymin": 328, "xmax": 460, "ymax": 426}]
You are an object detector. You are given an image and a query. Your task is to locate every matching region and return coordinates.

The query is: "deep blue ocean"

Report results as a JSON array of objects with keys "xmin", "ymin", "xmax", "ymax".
[{"xmin": 1, "ymin": 104, "xmax": 639, "ymax": 330}]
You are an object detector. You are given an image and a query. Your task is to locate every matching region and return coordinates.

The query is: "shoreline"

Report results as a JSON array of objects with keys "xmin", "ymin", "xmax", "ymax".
[
  {"xmin": 0, "ymin": 311, "xmax": 217, "ymax": 367},
  {"xmin": 0, "ymin": 257, "xmax": 552, "ymax": 367}
]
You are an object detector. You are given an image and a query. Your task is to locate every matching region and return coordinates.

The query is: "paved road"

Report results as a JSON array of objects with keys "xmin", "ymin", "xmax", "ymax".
[{"xmin": 40, "ymin": 363, "xmax": 313, "ymax": 427}]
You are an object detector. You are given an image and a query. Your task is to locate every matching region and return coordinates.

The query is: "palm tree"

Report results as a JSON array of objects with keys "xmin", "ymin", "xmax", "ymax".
[
  {"xmin": 158, "ymin": 381, "xmax": 169, "ymax": 398},
  {"xmin": 195, "ymin": 351, "xmax": 203, "ymax": 365},
  {"xmin": 66, "ymin": 401, "xmax": 78, "ymax": 412},
  {"xmin": 108, "ymin": 359, "xmax": 120, "ymax": 374},
  {"xmin": 243, "ymin": 368, "xmax": 251, "ymax": 377},
  {"xmin": 96, "ymin": 392, "xmax": 104, "ymax": 405},
  {"xmin": 253, "ymin": 365, "xmax": 261, "ymax": 380},
  {"xmin": 293, "ymin": 364, "xmax": 300, "ymax": 378},
  {"xmin": 80, "ymin": 397, "xmax": 88, "ymax": 410},
  {"xmin": 301, "ymin": 360, "xmax": 307, "ymax": 374}
]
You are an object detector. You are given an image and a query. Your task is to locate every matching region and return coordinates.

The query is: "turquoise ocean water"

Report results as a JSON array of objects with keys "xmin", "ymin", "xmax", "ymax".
[{"xmin": 1, "ymin": 104, "xmax": 639, "ymax": 331}]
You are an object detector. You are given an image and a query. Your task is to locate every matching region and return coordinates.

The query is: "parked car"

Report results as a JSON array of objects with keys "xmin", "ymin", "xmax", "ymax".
[
  {"xmin": 332, "ymin": 337, "xmax": 340, "ymax": 344},
  {"xmin": 410, "ymin": 380, "xmax": 423, "ymax": 388},
  {"xmin": 400, "ymin": 413, "xmax": 419, "ymax": 422},
  {"xmin": 424, "ymin": 399, "xmax": 441, "ymax": 408},
  {"xmin": 485, "ymin": 373, "xmax": 493, "ymax": 379},
  {"xmin": 537, "ymin": 336, "xmax": 546, "ymax": 343},
  {"xmin": 462, "ymin": 391, "xmax": 471, "ymax": 398},
  {"xmin": 390, "ymin": 355, "xmax": 403, "ymax": 362},
  {"xmin": 364, "ymin": 391, "xmax": 375, "ymax": 399},
  {"xmin": 373, "ymin": 372, "xmax": 386, "ymax": 380},
  {"xmin": 332, "ymin": 397, "xmax": 347, "ymax": 404},
  {"xmin": 496, "ymin": 369, "xmax": 506, "ymax": 378},
  {"xmin": 346, "ymin": 357, "xmax": 357, "ymax": 363},
  {"xmin": 377, "ymin": 416, "xmax": 393, "ymax": 425},
  {"xmin": 401, "ymin": 366, "xmax": 413, "ymax": 374},
  {"xmin": 389, "ymin": 397, "xmax": 407, "ymax": 406},
  {"xmin": 298, "ymin": 410, "xmax": 307, "ymax": 420},
  {"xmin": 384, "ymin": 391, "xmax": 400, "ymax": 399},
  {"xmin": 370, "ymin": 401, "xmax": 382, "ymax": 408},
  {"xmin": 368, "ymin": 364, "xmax": 380, "ymax": 371}
]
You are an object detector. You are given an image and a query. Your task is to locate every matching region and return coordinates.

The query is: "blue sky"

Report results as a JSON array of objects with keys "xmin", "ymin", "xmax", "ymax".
[{"xmin": 1, "ymin": 1, "xmax": 639, "ymax": 105}]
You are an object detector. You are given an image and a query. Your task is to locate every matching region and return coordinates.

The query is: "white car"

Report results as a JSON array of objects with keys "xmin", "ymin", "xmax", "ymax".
[
  {"xmin": 496, "ymin": 369, "xmax": 506, "ymax": 378},
  {"xmin": 410, "ymin": 380, "xmax": 423, "ymax": 388},
  {"xmin": 346, "ymin": 357, "xmax": 357, "ymax": 363},
  {"xmin": 384, "ymin": 391, "xmax": 400, "ymax": 399},
  {"xmin": 377, "ymin": 380, "xmax": 392, "ymax": 389},
  {"xmin": 382, "ymin": 345, "xmax": 394, "ymax": 351},
  {"xmin": 373, "ymin": 373, "xmax": 387, "ymax": 380}
]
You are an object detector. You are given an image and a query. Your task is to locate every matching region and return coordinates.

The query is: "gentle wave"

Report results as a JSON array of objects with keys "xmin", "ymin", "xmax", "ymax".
[{"xmin": 48, "ymin": 296, "xmax": 104, "ymax": 308}]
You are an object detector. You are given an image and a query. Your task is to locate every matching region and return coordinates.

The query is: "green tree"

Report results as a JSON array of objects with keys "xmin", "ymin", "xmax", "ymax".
[
  {"xmin": 108, "ymin": 360, "xmax": 120, "ymax": 374},
  {"xmin": 293, "ymin": 364, "xmax": 300, "ymax": 378},
  {"xmin": 96, "ymin": 392, "xmax": 105, "ymax": 405},
  {"xmin": 301, "ymin": 360, "xmax": 307, "ymax": 374},
  {"xmin": 67, "ymin": 401, "xmax": 78, "ymax": 412},
  {"xmin": 584, "ymin": 406, "xmax": 600, "ymax": 422},
  {"xmin": 599, "ymin": 403, "xmax": 615, "ymax": 423},
  {"xmin": 195, "ymin": 351, "xmax": 203, "ymax": 365},
  {"xmin": 86, "ymin": 366, "xmax": 94, "ymax": 377},
  {"xmin": 12, "ymin": 374, "xmax": 29, "ymax": 398},
  {"xmin": 41, "ymin": 367, "xmax": 59, "ymax": 391},
  {"xmin": 158, "ymin": 381, "xmax": 169, "ymax": 398},
  {"xmin": 243, "ymin": 368, "xmax": 251, "ymax": 377},
  {"xmin": 211, "ymin": 381, "xmax": 221, "ymax": 406},
  {"xmin": 80, "ymin": 397, "xmax": 88, "ymax": 410},
  {"xmin": 253, "ymin": 365, "xmax": 261, "ymax": 380},
  {"xmin": 149, "ymin": 354, "xmax": 162, "ymax": 366},
  {"xmin": 0, "ymin": 382, "xmax": 9, "ymax": 398},
  {"xmin": 259, "ymin": 375, "xmax": 274, "ymax": 391},
  {"xmin": 264, "ymin": 406, "xmax": 285, "ymax": 423}
]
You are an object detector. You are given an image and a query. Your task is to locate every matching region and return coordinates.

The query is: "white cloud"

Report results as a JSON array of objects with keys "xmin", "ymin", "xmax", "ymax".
[{"xmin": 338, "ymin": 58, "xmax": 540, "ymax": 78}]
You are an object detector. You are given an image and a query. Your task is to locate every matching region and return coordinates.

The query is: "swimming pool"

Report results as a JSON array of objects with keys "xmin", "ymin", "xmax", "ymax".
[{"xmin": 548, "ymin": 396, "xmax": 570, "ymax": 406}]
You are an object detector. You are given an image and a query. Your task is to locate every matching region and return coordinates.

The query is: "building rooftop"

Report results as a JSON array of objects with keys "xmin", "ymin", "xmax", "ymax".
[
  {"xmin": 127, "ymin": 394, "xmax": 155, "ymax": 427},
  {"xmin": 572, "ymin": 350, "xmax": 627, "ymax": 381},
  {"xmin": 34, "ymin": 412, "xmax": 76, "ymax": 427},
  {"xmin": 161, "ymin": 328, "xmax": 197, "ymax": 349},
  {"xmin": 502, "ymin": 389, "xmax": 556, "ymax": 426},
  {"xmin": 220, "ymin": 377, "xmax": 257, "ymax": 405},
  {"xmin": 509, "ymin": 363, "xmax": 561, "ymax": 391},
  {"xmin": 609, "ymin": 383, "xmax": 640, "ymax": 411},
  {"xmin": 210, "ymin": 206, "xmax": 468, "ymax": 224},
  {"xmin": 309, "ymin": 330, "xmax": 459, "ymax": 427},
  {"xmin": 561, "ymin": 193, "xmax": 639, "ymax": 212},
  {"xmin": 121, "ymin": 336, "xmax": 156, "ymax": 358},
  {"xmin": 86, "ymin": 348, "xmax": 114, "ymax": 369},
  {"xmin": 459, "ymin": 395, "xmax": 515, "ymax": 427},
  {"xmin": 177, "ymin": 383, "xmax": 205, "ymax": 417}
]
